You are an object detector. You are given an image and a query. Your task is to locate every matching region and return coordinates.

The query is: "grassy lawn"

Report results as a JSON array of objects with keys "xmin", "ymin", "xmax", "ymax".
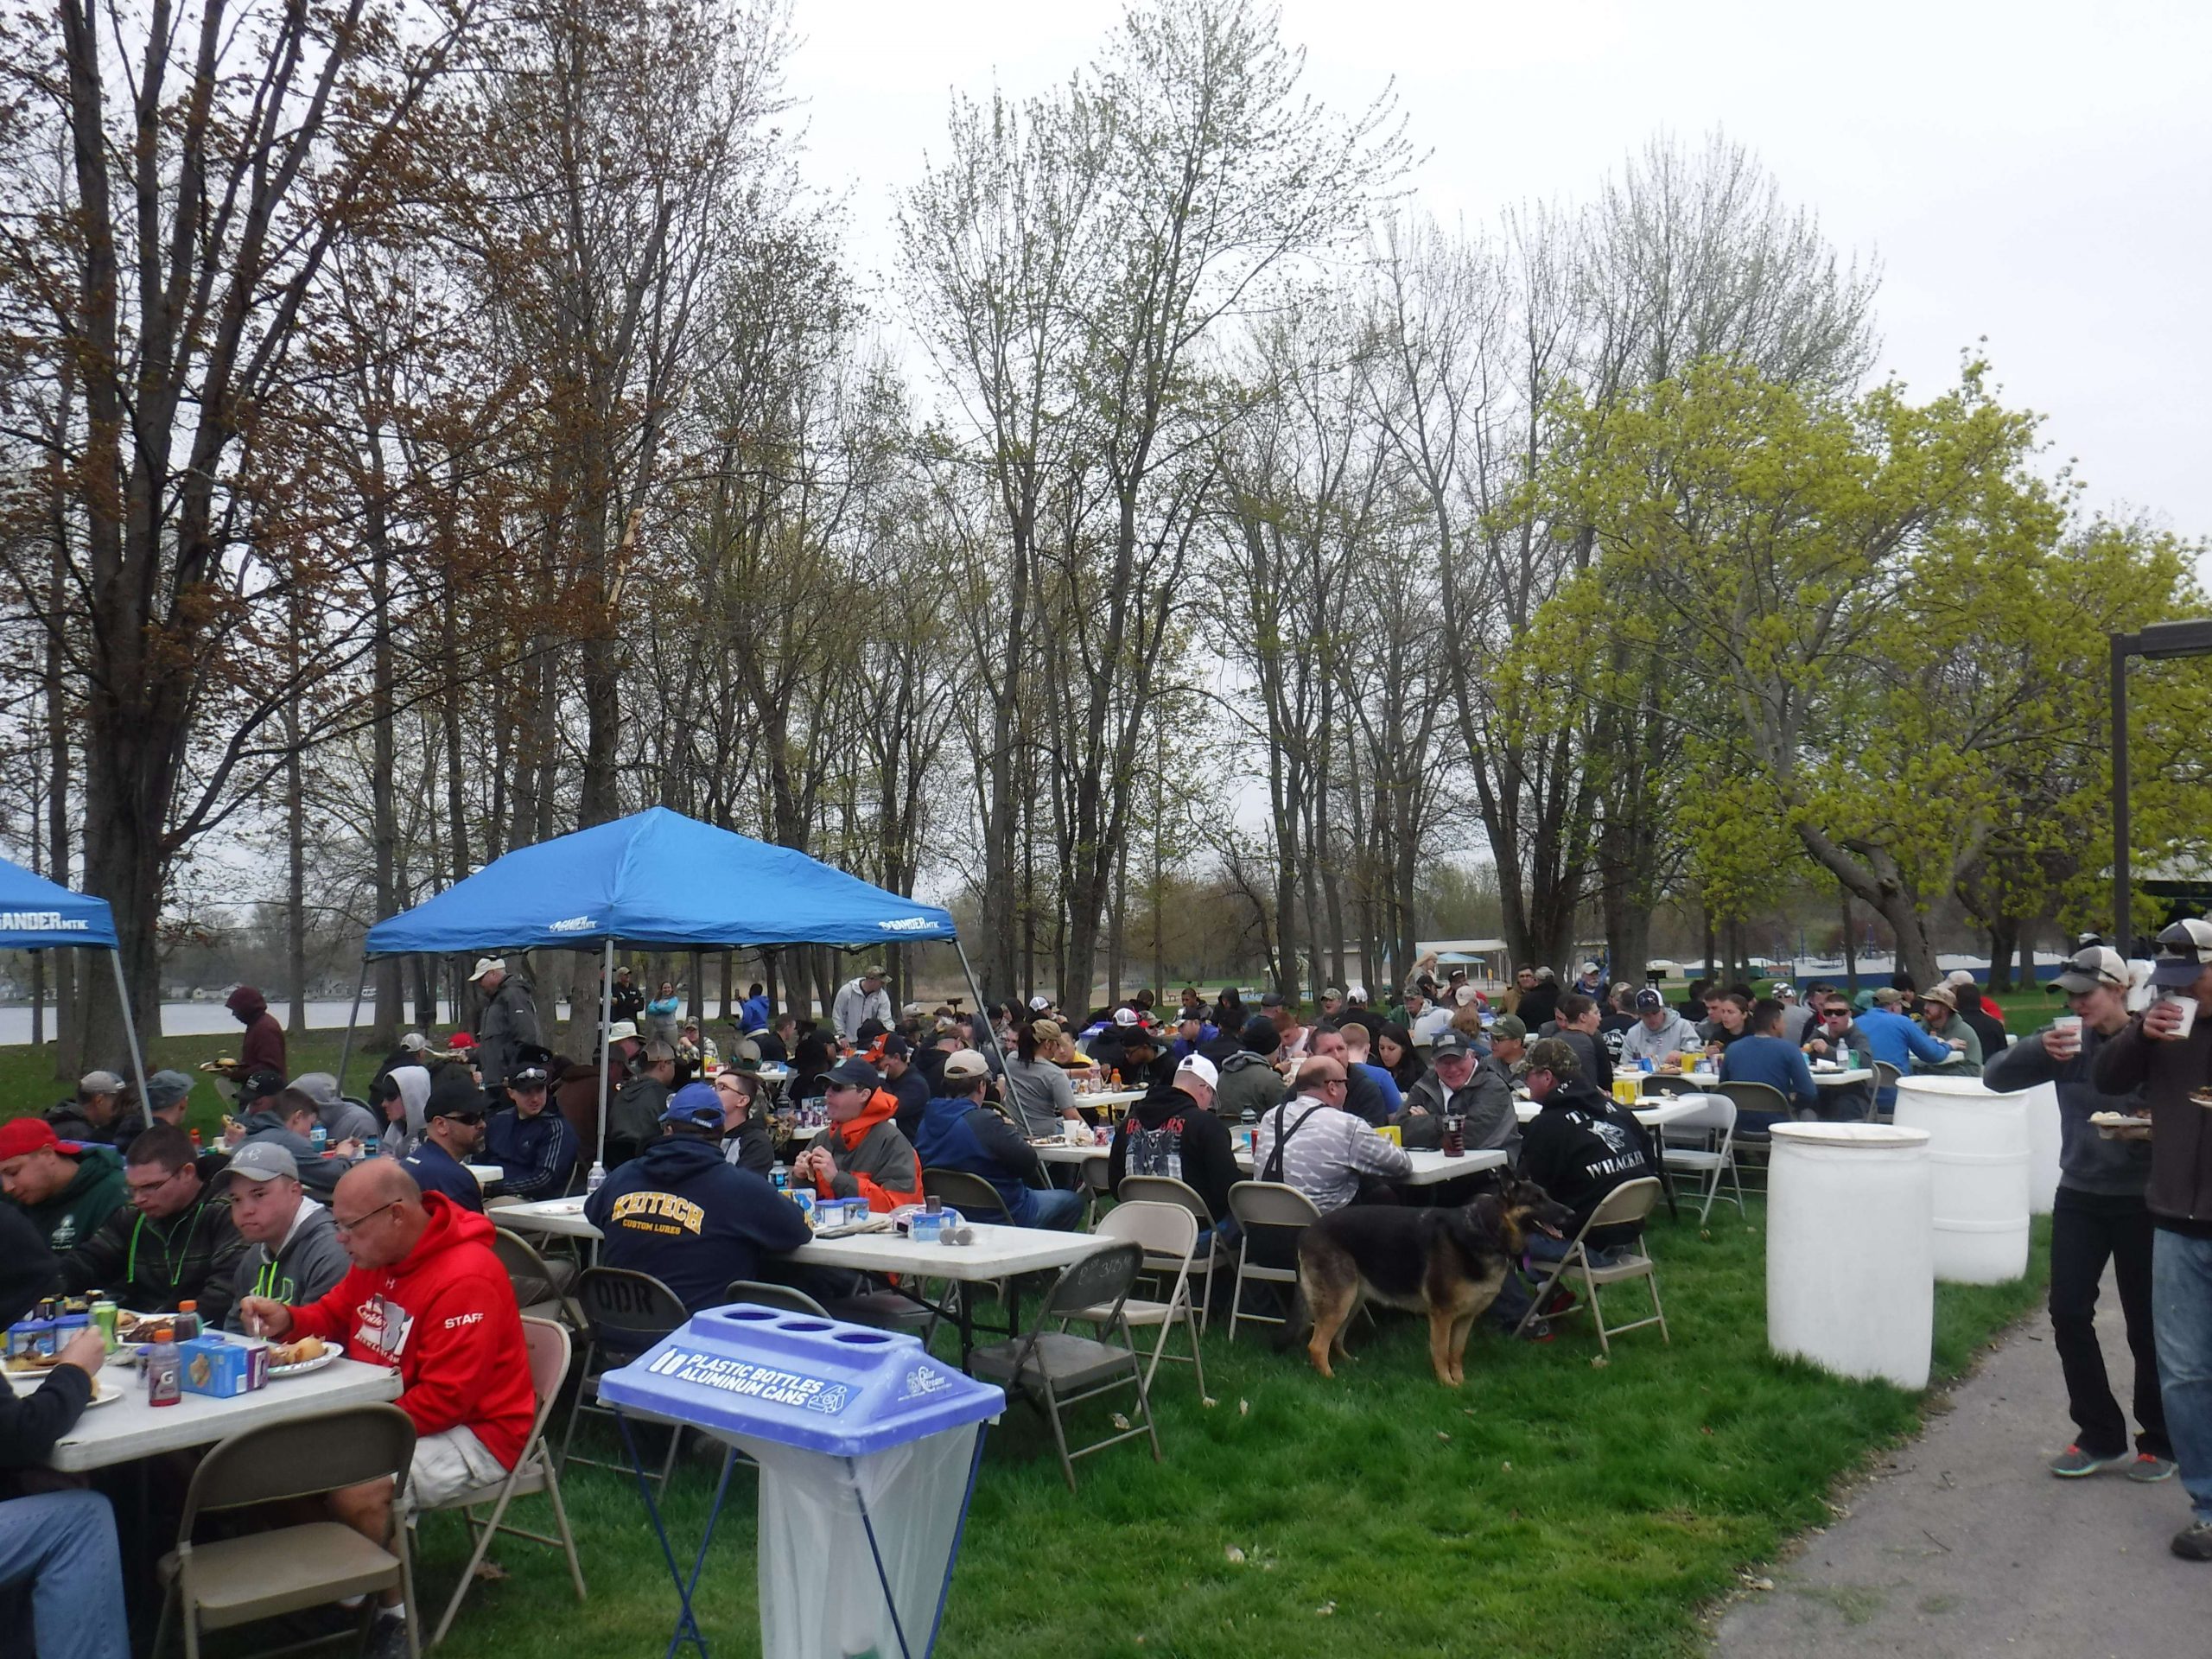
[
  {"xmin": 0, "ymin": 1020, "xmax": 2057, "ymax": 1655},
  {"xmin": 381, "ymin": 1204, "xmax": 2045, "ymax": 1659}
]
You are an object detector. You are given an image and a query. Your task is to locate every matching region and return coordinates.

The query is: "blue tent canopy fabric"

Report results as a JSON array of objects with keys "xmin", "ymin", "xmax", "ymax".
[
  {"xmin": 364, "ymin": 808, "xmax": 957, "ymax": 956},
  {"xmin": 0, "ymin": 856, "xmax": 119, "ymax": 949}
]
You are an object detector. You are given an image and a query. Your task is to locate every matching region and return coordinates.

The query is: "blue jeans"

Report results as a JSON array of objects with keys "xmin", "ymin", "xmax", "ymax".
[
  {"xmin": 0, "ymin": 1490, "xmax": 129, "ymax": 1659},
  {"xmin": 1024, "ymin": 1185, "xmax": 1085, "ymax": 1230},
  {"xmin": 1489, "ymin": 1232, "xmax": 1634, "ymax": 1328},
  {"xmin": 2154, "ymin": 1228, "xmax": 2212, "ymax": 1521}
]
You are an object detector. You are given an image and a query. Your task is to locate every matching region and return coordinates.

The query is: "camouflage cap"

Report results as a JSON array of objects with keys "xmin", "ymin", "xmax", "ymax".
[{"xmin": 1523, "ymin": 1037, "xmax": 1580, "ymax": 1079}]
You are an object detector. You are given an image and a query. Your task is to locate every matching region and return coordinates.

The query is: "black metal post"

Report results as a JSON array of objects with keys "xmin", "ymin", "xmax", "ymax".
[{"xmin": 2113, "ymin": 632, "xmax": 2132, "ymax": 950}]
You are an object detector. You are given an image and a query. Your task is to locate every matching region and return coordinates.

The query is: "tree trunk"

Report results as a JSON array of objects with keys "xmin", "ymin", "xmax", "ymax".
[
  {"xmin": 1986, "ymin": 920, "xmax": 2018, "ymax": 994},
  {"xmin": 1840, "ymin": 889, "xmax": 1860, "ymax": 995},
  {"xmin": 285, "ymin": 676, "xmax": 308, "ymax": 1038},
  {"xmin": 367, "ymin": 480, "xmax": 402, "ymax": 1047}
]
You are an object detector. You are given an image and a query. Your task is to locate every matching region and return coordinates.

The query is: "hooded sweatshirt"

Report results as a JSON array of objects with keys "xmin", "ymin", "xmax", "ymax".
[
  {"xmin": 1108, "ymin": 1083, "xmax": 1238, "ymax": 1222},
  {"xmin": 224, "ymin": 1197, "xmax": 352, "ymax": 1329},
  {"xmin": 586, "ymin": 1134, "xmax": 812, "ymax": 1313},
  {"xmin": 10, "ymin": 1141, "xmax": 126, "ymax": 1252},
  {"xmin": 380, "ymin": 1064, "xmax": 432, "ymax": 1158},
  {"xmin": 1213, "ymin": 1049, "xmax": 1287, "ymax": 1124},
  {"xmin": 1517, "ymin": 1078, "xmax": 1656, "ymax": 1249},
  {"xmin": 909, "ymin": 1094, "xmax": 1049, "ymax": 1225},
  {"xmin": 804, "ymin": 1088, "xmax": 922, "ymax": 1212},
  {"xmin": 226, "ymin": 985, "xmax": 287, "ymax": 1077},
  {"xmin": 0, "ymin": 1204, "xmax": 92, "ymax": 1484},
  {"xmin": 1986, "ymin": 1023, "xmax": 2150, "ymax": 1197},
  {"xmin": 286, "ymin": 1192, "xmax": 536, "ymax": 1468},
  {"xmin": 293, "ymin": 1073, "xmax": 381, "ymax": 1145}
]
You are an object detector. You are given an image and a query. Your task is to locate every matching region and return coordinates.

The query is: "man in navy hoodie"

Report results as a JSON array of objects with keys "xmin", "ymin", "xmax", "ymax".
[
  {"xmin": 585, "ymin": 1084, "xmax": 812, "ymax": 1312},
  {"xmin": 909, "ymin": 1051, "xmax": 1083, "ymax": 1229}
]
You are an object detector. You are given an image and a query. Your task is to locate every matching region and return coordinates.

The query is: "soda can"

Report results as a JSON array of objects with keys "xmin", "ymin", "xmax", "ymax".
[{"xmin": 91, "ymin": 1300, "xmax": 118, "ymax": 1353}]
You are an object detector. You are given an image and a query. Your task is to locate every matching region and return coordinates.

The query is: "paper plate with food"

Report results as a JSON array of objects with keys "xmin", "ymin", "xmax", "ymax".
[
  {"xmin": 3, "ymin": 1361, "xmax": 123, "ymax": 1406},
  {"xmin": 266, "ymin": 1336, "xmax": 341, "ymax": 1377}
]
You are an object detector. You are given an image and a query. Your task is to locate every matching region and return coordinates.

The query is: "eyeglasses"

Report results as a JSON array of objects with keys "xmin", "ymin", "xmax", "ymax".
[
  {"xmin": 125, "ymin": 1164, "xmax": 190, "ymax": 1198},
  {"xmin": 333, "ymin": 1199, "xmax": 402, "ymax": 1236}
]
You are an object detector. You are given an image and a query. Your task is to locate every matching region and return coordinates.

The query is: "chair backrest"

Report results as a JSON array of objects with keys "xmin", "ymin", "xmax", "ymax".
[
  {"xmin": 1226, "ymin": 1179, "xmax": 1321, "ymax": 1230},
  {"xmin": 1043, "ymin": 1240, "xmax": 1144, "ymax": 1320},
  {"xmin": 1116, "ymin": 1174, "xmax": 1211, "ymax": 1226},
  {"xmin": 724, "ymin": 1279, "xmax": 830, "ymax": 1318},
  {"xmin": 921, "ymin": 1166, "xmax": 1011, "ymax": 1220},
  {"xmin": 493, "ymin": 1226, "xmax": 563, "ymax": 1301},
  {"xmin": 519, "ymin": 1316, "xmax": 571, "ymax": 1440},
  {"xmin": 575, "ymin": 1267, "xmax": 689, "ymax": 1355},
  {"xmin": 1637, "ymin": 1073, "xmax": 1699, "ymax": 1097},
  {"xmin": 1095, "ymin": 1199, "xmax": 1198, "ymax": 1263},
  {"xmin": 181, "ymin": 1403, "xmax": 416, "ymax": 1532},
  {"xmin": 1584, "ymin": 1175, "xmax": 1662, "ymax": 1235},
  {"xmin": 1872, "ymin": 1060, "xmax": 1901, "ymax": 1090},
  {"xmin": 1716, "ymin": 1080, "xmax": 1790, "ymax": 1116},
  {"xmin": 1667, "ymin": 1096, "xmax": 1736, "ymax": 1135},
  {"xmin": 1081, "ymin": 1154, "xmax": 1114, "ymax": 1197}
]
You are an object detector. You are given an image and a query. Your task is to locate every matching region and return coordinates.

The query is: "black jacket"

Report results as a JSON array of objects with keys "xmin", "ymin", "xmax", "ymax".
[
  {"xmin": 1557, "ymin": 1027, "xmax": 1614, "ymax": 1095},
  {"xmin": 57, "ymin": 1168, "xmax": 247, "ymax": 1327},
  {"xmin": 1517, "ymin": 1078, "xmax": 1656, "ymax": 1249},
  {"xmin": 1340, "ymin": 1063, "xmax": 1390, "ymax": 1128},
  {"xmin": 1516, "ymin": 982, "xmax": 1559, "ymax": 1029},
  {"xmin": 0, "ymin": 1206, "xmax": 92, "ymax": 1489},
  {"xmin": 2093, "ymin": 1015, "xmax": 2212, "ymax": 1235},
  {"xmin": 1108, "ymin": 1084, "xmax": 1239, "ymax": 1223},
  {"xmin": 606, "ymin": 1074, "xmax": 671, "ymax": 1170},
  {"xmin": 721, "ymin": 1114, "xmax": 775, "ymax": 1176},
  {"xmin": 885, "ymin": 1065, "xmax": 933, "ymax": 1142}
]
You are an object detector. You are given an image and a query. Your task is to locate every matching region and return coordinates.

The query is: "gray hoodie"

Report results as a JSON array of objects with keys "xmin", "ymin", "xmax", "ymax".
[
  {"xmin": 1984, "ymin": 1022, "xmax": 2150, "ymax": 1197},
  {"xmin": 224, "ymin": 1197, "xmax": 352, "ymax": 1329},
  {"xmin": 293, "ymin": 1072, "xmax": 381, "ymax": 1144}
]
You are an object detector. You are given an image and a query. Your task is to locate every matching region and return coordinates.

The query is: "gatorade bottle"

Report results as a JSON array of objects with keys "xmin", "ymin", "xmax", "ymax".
[
  {"xmin": 146, "ymin": 1325, "xmax": 181, "ymax": 1407},
  {"xmin": 189, "ymin": 1128, "xmax": 203, "ymax": 1154}
]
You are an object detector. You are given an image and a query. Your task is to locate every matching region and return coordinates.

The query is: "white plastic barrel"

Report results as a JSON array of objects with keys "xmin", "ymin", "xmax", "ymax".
[
  {"xmin": 1892, "ymin": 1075, "xmax": 2031, "ymax": 1283},
  {"xmin": 2022, "ymin": 1080, "xmax": 2061, "ymax": 1217},
  {"xmin": 1768, "ymin": 1122, "xmax": 1934, "ymax": 1389}
]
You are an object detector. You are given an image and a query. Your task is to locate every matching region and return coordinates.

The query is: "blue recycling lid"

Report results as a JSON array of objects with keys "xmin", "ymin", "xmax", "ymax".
[{"xmin": 595, "ymin": 1303, "xmax": 1005, "ymax": 1458}]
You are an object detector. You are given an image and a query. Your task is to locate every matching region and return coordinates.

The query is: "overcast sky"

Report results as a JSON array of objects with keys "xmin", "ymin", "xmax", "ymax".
[{"xmin": 785, "ymin": 0, "xmax": 2212, "ymax": 544}]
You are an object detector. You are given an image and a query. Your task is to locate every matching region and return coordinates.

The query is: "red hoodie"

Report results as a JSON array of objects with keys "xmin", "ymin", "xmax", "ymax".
[{"xmin": 289, "ymin": 1192, "xmax": 535, "ymax": 1469}]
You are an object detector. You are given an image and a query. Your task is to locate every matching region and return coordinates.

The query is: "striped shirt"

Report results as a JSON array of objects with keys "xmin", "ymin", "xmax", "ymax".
[{"xmin": 1250, "ymin": 1096, "xmax": 1413, "ymax": 1213}]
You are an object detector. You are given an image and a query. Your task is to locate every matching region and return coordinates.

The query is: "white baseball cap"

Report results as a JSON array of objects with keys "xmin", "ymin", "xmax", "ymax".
[
  {"xmin": 1028, "ymin": 995, "xmax": 1052, "ymax": 1012},
  {"xmin": 470, "ymin": 956, "xmax": 505, "ymax": 982},
  {"xmin": 1113, "ymin": 1007, "xmax": 1141, "ymax": 1027},
  {"xmin": 1173, "ymin": 1053, "xmax": 1219, "ymax": 1090}
]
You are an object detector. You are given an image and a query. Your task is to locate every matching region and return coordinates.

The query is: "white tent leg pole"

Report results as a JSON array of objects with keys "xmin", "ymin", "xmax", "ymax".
[
  {"xmin": 595, "ymin": 938, "xmax": 614, "ymax": 1168},
  {"xmin": 336, "ymin": 956, "xmax": 369, "ymax": 1094},
  {"xmin": 109, "ymin": 949, "xmax": 149, "ymax": 1107},
  {"xmin": 954, "ymin": 941, "xmax": 1008, "ymax": 1074}
]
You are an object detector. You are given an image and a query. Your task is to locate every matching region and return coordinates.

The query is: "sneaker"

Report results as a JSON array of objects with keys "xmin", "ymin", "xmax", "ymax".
[
  {"xmin": 2171, "ymin": 1520, "xmax": 2212, "ymax": 1561},
  {"xmin": 1515, "ymin": 1318, "xmax": 1554, "ymax": 1344},
  {"xmin": 363, "ymin": 1613, "xmax": 411, "ymax": 1659},
  {"xmin": 2049, "ymin": 1444, "xmax": 2129, "ymax": 1478},
  {"xmin": 2129, "ymin": 1453, "xmax": 2179, "ymax": 1484}
]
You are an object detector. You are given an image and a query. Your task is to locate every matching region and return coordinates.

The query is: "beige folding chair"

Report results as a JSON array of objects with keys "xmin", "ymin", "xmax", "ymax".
[
  {"xmin": 725, "ymin": 1279, "xmax": 830, "ymax": 1317},
  {"xmin": 1511, "ymin": 1177, "xmax": 1669, "ymax": 1357},
  {"xmin": 968, "ymin": 1242, "xmax": 1160, "ymax": 1491},
  {"xmin": 493, "ymin": 1226, "xmax": 582, "ymax": 1328},
  {"xmin": 1225, "ymin": 1180, "xmax": 1319, "ymax": 1343},
  {"xmin": 1062, "ymin": 1201, "xmax": 1205, "ymax": 1395},
  {"xmin": 1659, "ymin": 1096, "xmax": 1742, "ymax": 1224},
  {"xmin": 1116, "ymin": 1173, "xmax": 1233, "ymax": 1331},
  {"xmin": 154, "ymin": 1403, "xmax": 419, "ymax": 1659},
  {"xmin": 920, "ymin": 1166, "xmax": 1013, "ymax": 1224},
  {"xmin": 414, "ymin": 1317, "xmax": 588, "ymax": 1647},
  {"xmin": 1079, "ymin": 1153, "xmax": 1114, "ymax": 1229},
  {"xmin": 1871, "ymin": 1060, "xmax": 1902, "ymax": 1121},
  {"xmin": 1715, "ymin": 1079, "xmax": 1791, "ymax": 1192}
]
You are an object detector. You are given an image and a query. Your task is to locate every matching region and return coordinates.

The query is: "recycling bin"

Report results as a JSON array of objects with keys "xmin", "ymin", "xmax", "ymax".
[{"xmin": 598, "ymin": 1303, "xmax": 1006, "ymax": 1659}]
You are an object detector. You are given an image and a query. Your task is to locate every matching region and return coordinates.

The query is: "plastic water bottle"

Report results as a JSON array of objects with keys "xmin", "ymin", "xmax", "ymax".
[
  {"xmin": 146, "ymin": 1325, "xmax": 181, "ymax": 1408},
  {"xmin": 770, "ymin": 1160, "xmax": 788, "ymax": 1192},
  {"xmin": 585, "ymin": 1161, "xmax": 607, "ymax": 1197}
]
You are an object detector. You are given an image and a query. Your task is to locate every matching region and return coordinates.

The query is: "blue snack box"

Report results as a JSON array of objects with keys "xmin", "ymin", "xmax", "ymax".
[
  {"xmin": 180, "ymin": 1333, "xmax": 270, "ymax": 1397},
  {"xmin": 597, "ymin": 1303, "xmax": 1003, "ymax": 1458}
]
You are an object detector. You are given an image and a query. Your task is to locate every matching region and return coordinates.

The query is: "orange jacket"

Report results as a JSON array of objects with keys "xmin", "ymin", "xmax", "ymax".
[{"xmin": 807, "ymin": 1087, "xmax": 922, "ymax": 1212}]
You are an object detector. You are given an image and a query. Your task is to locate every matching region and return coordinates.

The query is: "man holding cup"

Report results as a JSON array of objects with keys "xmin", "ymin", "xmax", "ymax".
[
  {"xmin": 1986, "ymin": 946, "xmax": 2166, "ymax": 1482},
  {"xmin": 2094, "ymin": 918, "xmax": 2212, "ymax": 1558}
]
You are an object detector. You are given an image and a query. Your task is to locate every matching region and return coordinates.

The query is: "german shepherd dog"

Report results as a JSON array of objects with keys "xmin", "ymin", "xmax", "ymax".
[{"xmin": 1287, "ymin": 1179, "xmax": 1574, "ymax": 1386}]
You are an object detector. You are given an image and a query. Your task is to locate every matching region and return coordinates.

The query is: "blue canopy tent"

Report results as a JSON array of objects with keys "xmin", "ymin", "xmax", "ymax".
[
  {"xmin": 0, "ymin": 855, "xmax": 149, "ymax": 1107},
  {"xmin": 352, "ymin": 808, "xmax": 974, "ymax": 1163}
]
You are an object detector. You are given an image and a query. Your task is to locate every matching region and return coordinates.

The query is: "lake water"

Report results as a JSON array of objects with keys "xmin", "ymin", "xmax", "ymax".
[{"xmin": 0, "ymin": 997, "xmax": 603, "ymax": 1047}]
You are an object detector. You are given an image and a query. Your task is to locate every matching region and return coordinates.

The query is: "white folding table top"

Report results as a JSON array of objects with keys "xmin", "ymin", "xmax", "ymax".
[
  {"xmin": 490, "ymin": 1197, "xmax": 604, "ymax": 1239},
  {"xmin": 38, "ymin": 1355, "xmax": 402, "ymax": 1473},
  {"xmin": 1229, "ymin": 1145, "xmax": 1505, "ymax": 1185},
  {"xmin": 785, "ymin": 1222, "xmax": 1110, "ymax": 1281}
]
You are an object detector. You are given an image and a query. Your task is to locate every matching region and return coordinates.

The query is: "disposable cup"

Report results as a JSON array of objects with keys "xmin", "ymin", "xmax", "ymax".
[{"xmin": 2160, "ymin": 993, "xmax": 2199, "ymax": 1039}]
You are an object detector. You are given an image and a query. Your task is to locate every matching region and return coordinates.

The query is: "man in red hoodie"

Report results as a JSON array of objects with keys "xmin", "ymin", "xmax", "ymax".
[{"xmin": 239, "ymin": 1160, "xmax": 533, "ymax": 1657}]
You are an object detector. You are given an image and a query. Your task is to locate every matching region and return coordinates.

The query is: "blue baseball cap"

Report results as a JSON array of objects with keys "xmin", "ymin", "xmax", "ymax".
[{"xmin": 660, "ymin": 1082, "xmax": 724, "ymax": 1129}]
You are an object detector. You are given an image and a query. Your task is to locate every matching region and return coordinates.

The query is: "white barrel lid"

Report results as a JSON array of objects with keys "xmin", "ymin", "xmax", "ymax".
[
  {"xmin": 1770, "ymin": 1122, "xmax": 1931, "ymax": 1148},
  {"xmin": 1893, "ymin": 1076, "xmax": 2029, "ymax": 1103}
]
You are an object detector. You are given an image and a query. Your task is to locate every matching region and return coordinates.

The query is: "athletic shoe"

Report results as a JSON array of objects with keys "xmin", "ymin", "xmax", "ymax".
[
  {"xmin": 1515, "ymin": 1318, "xmax": 1554, "ymax": 1344},
  {"xmin": 364, "ymin": 1614, "xmax": 411, "ymax": 1659},
  {"xmin": 2049, "ymin": 1444, "xmax": 2129, "ymax": 1478},
  {"xmin": 2170, "ymin": 1520, "xmax": 2212, "ymax": 1561},
  {"xmin": 2128, "ymin": 1453, "xmax": 2179, "ymax": 1484}
]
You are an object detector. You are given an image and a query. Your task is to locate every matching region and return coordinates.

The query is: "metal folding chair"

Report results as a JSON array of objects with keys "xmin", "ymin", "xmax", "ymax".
[
  {"xmin": 1225, "ymin": 1180, "xmax": 1319, "ymax": 1342},
  {"xmin": 1116, "ymin": 1173, "xmax": 1233, "ymax": 1331},
  {"xmin": 1063, "ymin": 1202, "xmax": 1205, "ymax": 1395},
  {"xmin": 968, "ymin": 1242, "xmax": 1160, "ymax": 1491},
  {"xmin": 1511, "ymin": 1177, "xmax": 1669, "ymax": 1357},
  {"xmin": 558, "ymin": 1268, "xmax": 690, "ymax": 1491},
  {"xmin": 1658, "ymin": 1096, "xmax": 1743, "ymax": 1223}
]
